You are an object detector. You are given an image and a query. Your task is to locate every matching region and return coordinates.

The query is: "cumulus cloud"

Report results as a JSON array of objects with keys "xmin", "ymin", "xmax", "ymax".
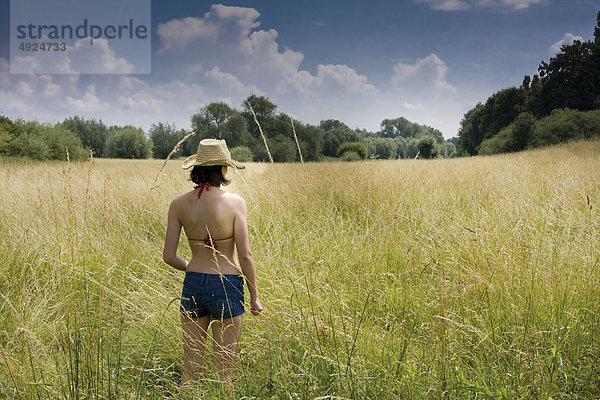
[
  {"xmin": 69, "ymin": 38, "xmax": 135, "ymax": 74},
  {"xmin": 415, "ymin": 0, "xmax": 546, "ymax": 11},
  {"xmin": 392, "ymin": 53, "xmax": 455, "ymax": 92},
  {"xmin": 156, "ymin": 4, "xmax": 376, "ymax": 98},
  {"xmin": 283, "ymin": 64, "xmax": 377, "ymax": 95},
  {"xmin": 38, "ymin": 76, "xmax": 61, "ymax": 97},
  {"xmin": 10, "ymin": 37, "xmax": 135, "ymax": 75},
  {"xmin": 16, "ymin": 81, "xmax": 34, "ymax": 97},
  {"xmin": 400, "ymin": 102, "xmax": 424, "ymax": 111},
  {"xmin": 549, "ymin": 33, "xmax": 584, "ymax": 55},
  {"xmin": 204, "ymin": 66, "xmax": 261, "ymax": 95},
  {"xmin": 66, "ymin": 85, "xmax": 110, "ymax": 113},
  {"xmin": 240, "ymin": 28, "xmax": 305, "ymax": 81},
  {"xmin": 0, "ymin": 4, "xmax": 466, "ymax": 137},
  {"xmin": 157, "ymin": 4, "xmax": 260, "ymax": 52},
  {"xmin": 0, "ymin": 58, "xmax": 73, "ymax": 115}
]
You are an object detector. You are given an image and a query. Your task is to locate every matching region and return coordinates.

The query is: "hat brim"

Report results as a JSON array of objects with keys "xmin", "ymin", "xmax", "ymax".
[{"xmin": 181, "ymin": 155, "xmax": 245, "ymax": 170}]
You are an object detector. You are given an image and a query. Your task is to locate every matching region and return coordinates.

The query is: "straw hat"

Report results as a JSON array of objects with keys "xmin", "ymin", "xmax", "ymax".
[{"xmin": 182, "ymin": 138, "xmax": 245, "ymax": 170}]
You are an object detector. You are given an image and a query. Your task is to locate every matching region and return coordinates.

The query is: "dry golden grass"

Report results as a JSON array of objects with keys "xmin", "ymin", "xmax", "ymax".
[{"xmin": 0, "ymin": 141, "xmax": 599, "ymax": 398}]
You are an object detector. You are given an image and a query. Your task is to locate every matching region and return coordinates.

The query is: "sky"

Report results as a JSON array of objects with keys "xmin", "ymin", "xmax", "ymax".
[{"xmin": 0, "ymin": 0, "xmax": 598, "ymax": 138}]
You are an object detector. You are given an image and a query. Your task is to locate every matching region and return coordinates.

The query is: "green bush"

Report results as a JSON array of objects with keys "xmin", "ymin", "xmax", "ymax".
[
  {"xmin": 270, "ymin": 135, "xmax": 297, "ymax": 162},
  {"xmin": 150, "ymin": 122, "xmax": 185, "ymax": 159},
  {"xmin": 417, "ymin": 136, "xmax": 439, "ymax": 159},
  {"xmin": 105, "ymin": 127, "xmax": 151, "ymax": 159},
  {"xmin": 479, "ymin": 112, "xmax": 537, "ymax": 155},
  {"xmin": 340, "ymin": 151, "xmax": 362, "ymax": 161},
  {"xmin": 8, "ymin": 132, "xmax": 50, "ymax": 160},
  {"xmin": 0, "ymin": 115, "xmax": 16, "ymax": 155},
  {"xmin": 7, "ymin": 120, "xmax": 87, "ymax": 161},
  {"xmin": 230, "ymin": 146, "xmax": 254, "ymax": 162},
  {"xmin": 60, "ymin": 116, "xmax": 108, "ymax": 157},
  {"xmin": 337, "ymin": 141, "xmax": 367, "ymax": 159},
  {"xmin": 47, "ymin": 125, "xmax": 89, "ymax": 161},
  {"xmin": 530, "ymin": 108, "xmax": 600, "ymax": 148}
]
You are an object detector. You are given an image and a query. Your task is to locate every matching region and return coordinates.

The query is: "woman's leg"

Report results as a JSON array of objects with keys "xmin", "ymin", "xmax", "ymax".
[
  {"xmin": 210, "ymin": 315, "xmax": 243, "ymax": 394},
  {"xmin": 180, "ymin": 314, "xmax": 211, "ymax": 385}
]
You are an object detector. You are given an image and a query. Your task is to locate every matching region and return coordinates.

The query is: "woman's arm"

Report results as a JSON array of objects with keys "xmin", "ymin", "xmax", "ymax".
[
  {"xmin": 233, "ymin": 197, "xmax": 263, "ymax": 315},
  {"xmin": 163, "ymin": 200, "xmax": 188, "ymax": 271}
]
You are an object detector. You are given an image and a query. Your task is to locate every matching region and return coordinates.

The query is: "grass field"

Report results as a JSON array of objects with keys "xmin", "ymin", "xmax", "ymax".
[{"xmin": 0, "ymin": 141, "xmax": 599, "ymax": 399}]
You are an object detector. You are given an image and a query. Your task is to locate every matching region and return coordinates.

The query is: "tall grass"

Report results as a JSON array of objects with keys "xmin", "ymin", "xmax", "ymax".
[{"xmin": 0, "ymin": 141, "xmax": 599, "ymax": 399}]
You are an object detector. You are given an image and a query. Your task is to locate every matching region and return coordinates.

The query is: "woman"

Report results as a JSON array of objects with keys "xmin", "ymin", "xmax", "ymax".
[{"xmin": 162, "ymin": 138, "xmax": 263, "ymax": 393}]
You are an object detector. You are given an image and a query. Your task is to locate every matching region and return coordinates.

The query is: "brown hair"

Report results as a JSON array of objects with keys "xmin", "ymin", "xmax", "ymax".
[{"xmin": 189, "ymin": 165, "xmax": 230, "ymax": 186}]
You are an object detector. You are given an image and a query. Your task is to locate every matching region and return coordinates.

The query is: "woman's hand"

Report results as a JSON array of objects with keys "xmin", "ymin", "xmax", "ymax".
[{"xmin": 250, "ymin": 298, "xmax": 263, "ymax": 316}]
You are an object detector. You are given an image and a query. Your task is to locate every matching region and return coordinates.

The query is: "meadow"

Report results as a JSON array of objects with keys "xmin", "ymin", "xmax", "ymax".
[{"xmin": 0, "ymin": 141, "xmax": 599, "ymax": 399}]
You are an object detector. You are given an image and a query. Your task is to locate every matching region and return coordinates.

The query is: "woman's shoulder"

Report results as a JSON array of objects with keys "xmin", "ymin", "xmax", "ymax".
[
  {"xmin": 222, "ymin": 191, "xmax": 245, "ymax": 203},
  {"xmin": 170, "ymin": 190, "xmax": 195, "ymax": 207}
]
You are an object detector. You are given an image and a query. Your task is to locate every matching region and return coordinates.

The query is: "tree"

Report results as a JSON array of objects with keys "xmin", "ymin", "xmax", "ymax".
[
  {"xmin": 150, "ymin": 122, "xmax": 185, "ymax": 159},
  {"xmin": 190, "ymin": 102, "xmax": 252, "ymax": 153},
  {"xmin": 241, "ymin": 95, "xmax": 278, "ymax": 155},
  {"xmin": 191, "ymin": 102, "xmax": 235, "ymax": 139},
  {"xmin": 230, "ymin": 146, "xmax": 254, "ymax": 162},
  {"xmin": 365, "ymin": 137, "xmax": 397, "ymax": 159},
  {"xmin": 60, "ymin": 116, "xmax": 108, "ymax": 157},
  {"xmin": 320, "ymin": 119, "xmax": 350, "ymax": 132},
  {"xmin": 340, "ymin": 151, "xmax": 362, "ymax": 161},
  {"xmin": 8, "ymin": 119, "xmax": 87, "ymax": 161},
  {"xmin": 46, "ymin": 125, "xmax": 88, "ymax": 161},
  {"xmin": 269, "ymin": 134, "xmax": 297, "ymax": 162},
  {"xmin": 530, "ymin": 108, "xmax": 600, "ymax": 148},
  {"xmin": 440, "ymin": 140, "xmax": 457, "ymax": 158},
  {"xmin": 379, "ymin": 117, "xmax": 444, "ymax": 142},
  {"xmin": 528, "ymin": 12, "xmax": 600, "ymax": 116},
  {"xmin": 417, "ymin": 137, "xmax": 439, "ymax": 159},
  {"xmin": 337, "ymin": 142, "xmax": 367, "ymax": 159},
  {"xmin": 0, "ymin": 115, "xmax": 15, "ymax": 155},
  {"xmin": 242, "ymin": 95, "xmax": 278, "ymax": 123},
  {"xmin": 288, "ymin": 118, "xmax": 323, "ymax": 161},
  {"xmin": 533, "ymin": 40, "xmax": 597, "ymax": 115},
  {"xmin": 509, "ymin": 112, "xmax": 536, "ymax": 151},
  {"xmin": 479, "ymin": 87, "xmax": 528, "ymax": 139},
  {"xmin": 322, "ymin": 126, "xmax": 360, "ymax": 157},
  {"xmin": 457, "ymin": 103, "xmax": 485, "ymax": 155},
  {"xmin": 105, "ymin": 126, "xmax": 151, "ymax": 159}
]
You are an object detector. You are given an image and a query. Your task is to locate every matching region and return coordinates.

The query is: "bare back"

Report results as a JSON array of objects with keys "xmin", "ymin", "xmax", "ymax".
[{"xmin": 169, "ymin": 186, "xmax": 245, "ymax": 275}]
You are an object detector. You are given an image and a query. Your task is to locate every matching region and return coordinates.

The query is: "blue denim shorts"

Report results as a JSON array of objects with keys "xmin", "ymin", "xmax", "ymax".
[{"xmin": 180, "ymin": 272, "xmax": 245, "ymax": 319}]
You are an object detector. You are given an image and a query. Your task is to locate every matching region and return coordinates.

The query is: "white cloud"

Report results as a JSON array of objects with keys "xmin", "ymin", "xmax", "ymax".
[
  {"xmin": 415, "ymin": 0, "xmax": 546, "ymax": 11},
  {"xmin": 315, "ymin": 64, "xmax": 377, "ymax": 94},
  {"xmin": 10, "ymin": 37, "xmax": 134, "ymax": 75},
  {"xmin": 0, "ymin": 5, "xmax": 472, "ymax": 138},
  {"xmin": 38, "ymin": 76, "xmax": 61, "ymax": 97},
  {"xmin": 400, "ymin": 102, "xmax": 424, "ymax": 111},
  {"xmin": 204, "ymin": 66, "xmax": 261, "ymax": 95},
  {"xmin": 420, "ymin": 0, "xmax": 470, "ymax": 11},
  {"xmin": 156, "ymin": 5, "xmax": 375, "ymax": 99},
  {"xmin": 392, "ymin": 53, "xmax": 456, "ymax": 92},
  {"xmin": 157, "ymin": 16, "xmax": 219, "ymax": 52},
  {"xmin": 69, "ymin": 38, "xmax": 135, "ymax": 74},
  {"xmin": 66, "ymin": 85, "xmax": 110, "ymax": 113},
  {"xmin": 157, "ymin": 4, "xmax": 260, "ymax": 52},
  {"xmin": 16, "ymin": 81, "xmax": 34, "ymax": 97},
  {"xmin": 241, "ymin": 29, "xmax": 305, "ymax": 79},
  {"xmin": 283, "ymin": 64, "xmax": 377, "ymax": 95},
  {"xmin": 549, "ymin": 33, "xmax": 584, "ymax": 55},
  {"xmin": 0, "ymin": 58, "xmax": 71, "ymax": 114},
  {"xmin": 499, "ymin": 0, "xmax": 545, "ymax": 9}
]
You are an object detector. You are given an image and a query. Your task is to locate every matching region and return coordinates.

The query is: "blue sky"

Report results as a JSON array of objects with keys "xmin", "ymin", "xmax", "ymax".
[{"xmin": 1, "ymin": 0, "xmax": 598, "ymax": 138}]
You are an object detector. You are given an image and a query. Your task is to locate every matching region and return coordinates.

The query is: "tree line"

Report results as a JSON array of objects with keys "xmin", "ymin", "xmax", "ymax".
[
  {"xmin": 0, "ymin": 94, "xmax": 456, "ymax": 163},
  {"xmin": 457, "ymin": 10, "xmax": 600, "ymax": 156}
]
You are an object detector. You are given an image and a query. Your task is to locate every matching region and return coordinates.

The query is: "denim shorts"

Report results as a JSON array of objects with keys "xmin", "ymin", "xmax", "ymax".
[{"xmin": 180, "ymin": 272, "xmax": 245, "ymax": 319}]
